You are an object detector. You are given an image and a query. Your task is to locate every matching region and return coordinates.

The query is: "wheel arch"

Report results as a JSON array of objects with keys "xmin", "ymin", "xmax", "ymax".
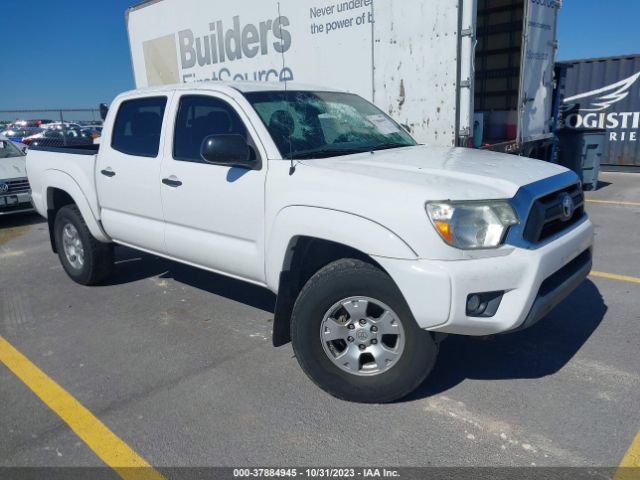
[
  {"xmin": 42, "ymin": 171, "xmax": 110, "ymax": 252},
  {"xmin": 268, "ymin": 207, "xmax": 418, "ymax": 347}
]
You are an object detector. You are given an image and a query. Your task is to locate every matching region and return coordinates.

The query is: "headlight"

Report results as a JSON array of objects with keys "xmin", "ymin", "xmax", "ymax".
[{"xmin": 426, "ymin": 201, "xmax": 518, "ymax": 249}]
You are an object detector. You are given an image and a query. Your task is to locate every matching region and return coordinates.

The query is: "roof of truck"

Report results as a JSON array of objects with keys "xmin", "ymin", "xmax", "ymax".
[{"xmin": 120, "ymin": 81, "xmax": 343, "ymax": 98}]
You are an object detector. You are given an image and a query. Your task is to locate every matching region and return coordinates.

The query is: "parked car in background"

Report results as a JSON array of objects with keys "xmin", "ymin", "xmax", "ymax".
[
  {"xmin": 1, "ymin": 127, "xmax": 45, "ymax": 143},
  {"xmin": 9, "ymin": 119, "xmax": 55, "ymax": 128},
  {"xmin": 80, "ymin": 127, "xmax": 102, "ymax": 139},
  {"xmin": 22, "ymin": 128, "xmax": 94, "ymax": 148},
  {"xmin": 79, "ymin": 121, "xmax": 104, "ymax": 128},
  {"xmin": 11, "ymin": 140, "xmax": 28, "ymax": 155},
  {"xmin": 0, "ymin": 134, "xmax": 33, "ymax": 216},
  {"xmin": 40, "ymin": 122, "xmax": 84, "ymax": 131},
  {"xmin": 26, "ymin": 119, "xmax": 54, "ymax": 128}
]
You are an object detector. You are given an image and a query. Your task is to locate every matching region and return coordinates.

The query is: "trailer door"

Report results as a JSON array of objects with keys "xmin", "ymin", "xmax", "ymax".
[
  {"xmin": 519, "ymin": 0, "xmax": 560, "ymax": 144},
  {"xmin": 372, "ymin": 0, "xmax": 476, "ymax": 147}
]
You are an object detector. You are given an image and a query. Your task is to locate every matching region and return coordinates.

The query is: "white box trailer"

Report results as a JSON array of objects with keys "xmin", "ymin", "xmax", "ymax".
[{"xmin": 126, "ymin": 0, "xmax": 560, "ymax": 157}]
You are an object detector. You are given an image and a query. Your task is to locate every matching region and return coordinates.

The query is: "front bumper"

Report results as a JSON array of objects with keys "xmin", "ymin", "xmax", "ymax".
[
  {"xmin": 374, "ymin": 217, "xmax": 594, "ymax": 336},
  {"xmin": 0, "ymin": 192, "xmax": 34, "ymax": 216}
]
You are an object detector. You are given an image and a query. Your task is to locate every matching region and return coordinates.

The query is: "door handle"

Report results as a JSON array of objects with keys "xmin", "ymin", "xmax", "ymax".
[
  {"xmin": 162, "ymin": 177, "xmax": 183, "ymax": 188},
  {"xmin": 101, "ymin": 168, "xmax": 116, "ymax": 178}
]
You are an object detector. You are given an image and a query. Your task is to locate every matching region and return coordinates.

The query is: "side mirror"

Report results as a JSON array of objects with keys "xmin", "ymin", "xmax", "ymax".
[{"xmin": 200, "ymin": 134, "xmax": 257, "ymax": 169}]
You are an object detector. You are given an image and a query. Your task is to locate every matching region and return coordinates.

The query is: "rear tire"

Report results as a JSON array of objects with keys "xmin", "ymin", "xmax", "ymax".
[
  {"xmin": 54, "ymin": 205, "xmax": 113, "ymax": 286},
  {"xmin": 291, "ymin": 258, "xmax": 438, "ymax": 403}
]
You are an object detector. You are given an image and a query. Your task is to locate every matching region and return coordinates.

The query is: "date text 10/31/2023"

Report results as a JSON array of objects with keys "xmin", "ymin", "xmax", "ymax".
[{"xmin": 232, "ymin": 468, "xmax": 400, "ymax": 478}]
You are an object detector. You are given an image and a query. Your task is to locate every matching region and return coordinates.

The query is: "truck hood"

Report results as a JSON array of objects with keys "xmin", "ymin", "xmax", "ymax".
[
  {"xmin": 300, "ymin": 145, "xmax": 569, "ymax": 200},
  {"xmin": 0, "ymin": 155, "xmax": 27, "ymax": 180}
]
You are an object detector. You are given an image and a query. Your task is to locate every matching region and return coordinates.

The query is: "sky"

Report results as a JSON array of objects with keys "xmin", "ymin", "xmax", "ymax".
[{"xmin": 1, "ymin": 0, "xmax": 639, "ymax": 118}]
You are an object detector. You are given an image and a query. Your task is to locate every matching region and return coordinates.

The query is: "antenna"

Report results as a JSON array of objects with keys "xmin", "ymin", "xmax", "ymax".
[{"xmin": 277, "ymin": 1, "xmax": 296, "ymax": 175}]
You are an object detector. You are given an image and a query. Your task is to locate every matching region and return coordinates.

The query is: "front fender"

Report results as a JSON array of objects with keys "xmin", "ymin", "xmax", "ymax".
[
  {"xmin": 265, "ymin": 206, "xmax": 417, "ymax": 291},
  {"xmin": 40, "ymin": 170, "xmax": 110, "ymax": 243}
]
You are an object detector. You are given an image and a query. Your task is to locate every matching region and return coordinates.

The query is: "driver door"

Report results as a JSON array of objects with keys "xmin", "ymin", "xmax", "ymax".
[{"xmin": 159, "ymin": 92, "xmax": 266, "ymax": 283}]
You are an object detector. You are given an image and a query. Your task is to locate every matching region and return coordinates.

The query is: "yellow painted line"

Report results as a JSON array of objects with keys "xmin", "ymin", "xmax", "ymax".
[
  {"xmin": 590, "ymin": 271, "xmax": 640, "ymax": 285},
  {"xmin": 587, "ymin": 269, "xmax": 639, "ymax": 478},
  {"xmin": 586, "ymin": 199, "xmax": 640, "ymax": 207},
  {"xmin": 593, "ymin": 269, "xmax": 640, "ymax": 480},
  {"xmin": 0, "ymin": 335, "xmax": 165, "ymax": 480},
  {"xmin": 614, "ymin": 431, "xmax": 640, "ymax": 480}
]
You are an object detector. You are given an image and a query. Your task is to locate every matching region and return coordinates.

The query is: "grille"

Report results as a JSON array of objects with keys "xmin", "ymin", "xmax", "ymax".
[
  {"xmin": 0, "ymin": 178, "xmax": 31, "ymax": 194},
  {"xmin": 523, "ymin": 184, "xmax": 585, "ymax": 244}
]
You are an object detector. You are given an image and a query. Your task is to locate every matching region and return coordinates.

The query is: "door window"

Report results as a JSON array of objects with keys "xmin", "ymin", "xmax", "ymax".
[
  {"xmin": 111, "ymin": 96, "xmax": 167, "ymax": 158},
  {"xmin": 173, "ymin": 95, "xmax": 249, "ymax": 163}
]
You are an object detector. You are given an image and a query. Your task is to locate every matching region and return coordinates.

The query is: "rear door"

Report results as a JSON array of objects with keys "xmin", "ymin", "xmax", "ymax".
[
  {"xmin": 519, "ymin": 0, "xmax": 560, "ymax": 143},
  {"xmin": 159, "ymin": 90, "xmax": 266, "ymax": 283},
  {"xmin": 96, "ymin": 94, "xmax": 171, "ymax": 253}
]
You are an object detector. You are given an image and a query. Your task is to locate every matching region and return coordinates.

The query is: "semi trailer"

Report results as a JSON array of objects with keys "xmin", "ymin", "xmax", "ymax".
[{"xmin": 126, "ymin": 0, "xmax": 561, "ymax": 158}]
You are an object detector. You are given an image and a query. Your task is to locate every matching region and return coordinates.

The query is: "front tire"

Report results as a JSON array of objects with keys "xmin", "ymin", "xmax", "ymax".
[
  {"xmin": 291, "ymin": 259, "xmax": 438, "ymax": 403},
  {"xmin": 54, "ymin": 205, "xmax": 113, "ymax": 286}
]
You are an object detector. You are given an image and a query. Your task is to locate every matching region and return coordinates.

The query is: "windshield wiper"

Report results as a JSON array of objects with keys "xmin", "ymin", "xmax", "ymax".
[
  {"xmin": 289, "ymin": 143, "xmax": 414, "ymax": 159},
  {"xmin": 290, "ymin": 148, "xmax": 366, "ymax": 160},
  {"xmin": 369, "ymin": 142, "xmax": 413, "ymax": 152}
]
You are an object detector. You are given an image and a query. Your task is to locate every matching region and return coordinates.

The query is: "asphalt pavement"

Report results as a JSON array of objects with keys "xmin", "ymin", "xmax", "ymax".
[{"xmin": 0, "ymin": 171, "xmax": 638, "ymax": 473}]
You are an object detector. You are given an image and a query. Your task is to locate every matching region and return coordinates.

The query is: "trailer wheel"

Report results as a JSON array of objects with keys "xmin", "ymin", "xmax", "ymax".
[
  {"xmin": 54, "ymin": 205, "xmax": 113, "ymax": 286},
  {"xmin": 291, "ymin": 258, "xmax": 438, "ymax": 403}
]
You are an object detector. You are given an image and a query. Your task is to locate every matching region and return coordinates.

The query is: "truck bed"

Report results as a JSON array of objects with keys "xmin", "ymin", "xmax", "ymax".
[
  {"xmin": 26, "ymin": 144, "xmax": 101, "ymax": 224},
  {"xmin": 28, "ymin": 144, "xmax": 100, "ymax": 155}
]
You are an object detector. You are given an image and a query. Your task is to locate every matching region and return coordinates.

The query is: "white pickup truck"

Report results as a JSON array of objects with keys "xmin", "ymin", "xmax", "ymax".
[{"xmin": 27, "ymin": 82, "xmax": 594, "ymax": 403}]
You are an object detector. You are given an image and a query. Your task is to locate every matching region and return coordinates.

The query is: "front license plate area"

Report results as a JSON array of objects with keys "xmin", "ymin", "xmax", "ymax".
[{"xmin": 0, "ymin": 195, "xmax": 19, "ymax": 207}]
